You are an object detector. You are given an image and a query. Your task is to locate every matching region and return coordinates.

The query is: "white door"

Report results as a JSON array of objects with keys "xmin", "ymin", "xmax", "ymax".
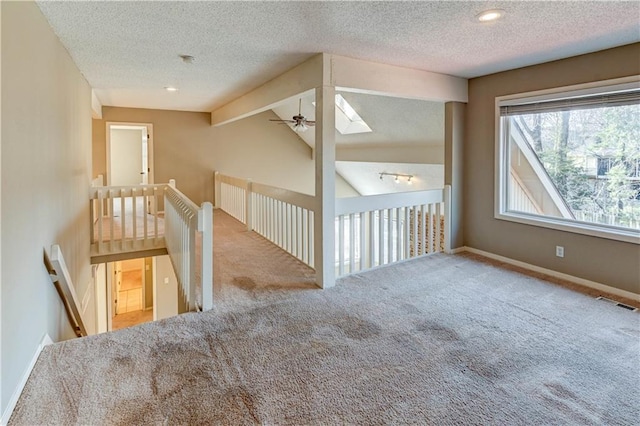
[{"xmin": 107, "ymin": 123, "xmax": 153, "ymax": 186}]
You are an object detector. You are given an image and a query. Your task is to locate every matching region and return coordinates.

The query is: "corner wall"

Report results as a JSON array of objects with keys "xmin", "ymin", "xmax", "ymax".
[
  {"xmin": 464, "ymin": 43, "xmax": 640, "ymax": 295},
  {"xmin": 1, "ymin": 1, "xmax": 92, "ymax": 416}
]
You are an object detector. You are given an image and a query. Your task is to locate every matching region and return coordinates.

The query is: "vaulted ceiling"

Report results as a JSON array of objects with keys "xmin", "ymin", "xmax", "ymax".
[{"xmin": 36, "ymin": 1, "xmax": 640, "ymax": 113}]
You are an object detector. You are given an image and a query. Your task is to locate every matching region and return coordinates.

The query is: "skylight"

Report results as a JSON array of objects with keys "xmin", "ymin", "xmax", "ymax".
[{"xmin": 313, "ymin": 94, "xmax": 372, "ymax": 135}]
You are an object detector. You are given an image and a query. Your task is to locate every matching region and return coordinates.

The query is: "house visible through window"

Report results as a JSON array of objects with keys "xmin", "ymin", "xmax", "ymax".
[{"xmin": 496, "ymin": 79, "xmax": 640, "ymax": 242}]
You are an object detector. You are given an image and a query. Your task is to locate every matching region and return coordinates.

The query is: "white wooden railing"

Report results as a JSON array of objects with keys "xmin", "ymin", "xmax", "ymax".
[
  {"xmin": 215, "ymin": 172, "xmax": 316, "ymax": 268},
  {"xmin": 334, "ymin": 186, "xmax": 451, "ymax": 277},
  {"xmin": 90, "ymin": 177, "xmax": 213, "ymax": 311},
  {"xmin": 251, "ymin": 182, "xmax": 315, "ymax": 268},
  {"xmin": 164, "ymin": 180, "xmax": 213, "ymax": 311},
  {"xmin": 89, "ymin": 181, "xmax": 167, "ymax": 255},
  {"xmin": 215, "ymin": 172, "xmax": 451, "ymax": 279}
]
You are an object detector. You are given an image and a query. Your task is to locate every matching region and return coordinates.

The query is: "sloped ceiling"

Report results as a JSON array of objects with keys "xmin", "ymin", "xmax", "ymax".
[
  {"xmin": 271, "ymin": 92, "xmax": 444, "ymax": 149},
  {"xmin": 336, "ymin": 162, "xmax": 444, "ymax": 196},
  {"xmin": 36, "ymin": 1, "xmax": 640, "ymax": 112}
]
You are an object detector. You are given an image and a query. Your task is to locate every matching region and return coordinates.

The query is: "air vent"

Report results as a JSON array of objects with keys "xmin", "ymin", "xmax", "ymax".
[{"xmin": 596, "ymin": 296, "xmax": 638, "ymax": 312}]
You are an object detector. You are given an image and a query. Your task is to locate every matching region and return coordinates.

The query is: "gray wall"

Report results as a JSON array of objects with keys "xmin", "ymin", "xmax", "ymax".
[
  {"xmin": 464, "ymin": 43, "xmax": 640, "ymax": 295},
  {"xmin": 1, "ymin": 1, "xmax": 93, "ymax": 415}
]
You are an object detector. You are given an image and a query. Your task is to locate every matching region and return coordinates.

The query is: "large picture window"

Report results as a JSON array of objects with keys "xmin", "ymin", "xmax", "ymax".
[{"xmin": 496, "ymin": 79, "xmax": 640, "ymax": 243}]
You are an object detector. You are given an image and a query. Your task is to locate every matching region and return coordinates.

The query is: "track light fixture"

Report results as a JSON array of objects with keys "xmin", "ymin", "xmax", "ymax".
[{"xmin": 379, "ymin": 172, "xmax": 414, "ymax": 184}]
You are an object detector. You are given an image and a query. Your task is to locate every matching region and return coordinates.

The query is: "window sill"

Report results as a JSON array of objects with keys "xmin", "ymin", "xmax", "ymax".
[{"xmin": 495, "ymin": 211, "xmax": 640, "ymax": 245}]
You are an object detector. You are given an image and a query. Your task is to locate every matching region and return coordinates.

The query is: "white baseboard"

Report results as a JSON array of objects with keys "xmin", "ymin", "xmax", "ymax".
[
  {"xmin": 460, "ymin": 247, "xmax": 640, "ymax": 302},
  {"xmin": 448, "ymin": 247, "xmax": 466, "ymax": 255},
  {"xmin": 1, "ymin": 334, "xmax": 53, "ymax": 425}
]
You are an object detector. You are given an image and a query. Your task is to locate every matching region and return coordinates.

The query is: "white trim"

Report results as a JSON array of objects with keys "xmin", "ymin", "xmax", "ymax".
[
  {"xmin": 494, "ymin": 76, "xmax": 640, "ymax": 245},
  {"xmin": 448, "ymin": 246, "xmax": 466, "ymax": 254},
  {"xmin": 496, "ymin": 211, "xmax": 639, "ymax": 244},
  {"xmin": 497, "ymin": 76, "xmax": 640, "ymax": 106},
  {"xmin": 1, "ymin": 334, "xmax": 53, "ymax": 425},
  {"xmin": 460, "ymin": 247, "xmax": 640, "ymax": 302}
]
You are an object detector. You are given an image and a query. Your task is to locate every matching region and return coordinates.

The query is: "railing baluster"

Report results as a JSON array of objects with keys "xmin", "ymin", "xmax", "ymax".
[
  {"xmin": 436, "ymin": 202, "xmax": 442, "ymax": 253},
  {"xmin": 338, "ymin": 215, "xmax": 345, "ymax": 276},
  {"xmin": 132, "ymin": 188, "xmax": 137, "ymax": 248},
  {"xmin": 359, "ymin": 212, "xmax": 365, "ymax": 272},
  {"xmin": 349, "ymin": 213, "xmax": 355, "ymax": 274}
]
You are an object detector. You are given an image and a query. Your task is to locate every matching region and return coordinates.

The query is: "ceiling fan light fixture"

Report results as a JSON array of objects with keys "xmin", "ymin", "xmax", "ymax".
[
  {"xmin": 293, "ymin": 122, "xmax": 308, "ymax": 133},
  {"xmin": 476, "ymin": 9, "xmax": 505, "ymax": 22}
]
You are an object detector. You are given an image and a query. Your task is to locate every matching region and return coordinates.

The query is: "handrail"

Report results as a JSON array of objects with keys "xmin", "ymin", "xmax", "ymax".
[
  {"xmin": 215, "ymin": 171, "xmax": 316, "ymax": 268},
  {"xmin": 214, "ymin": 171, "xmax": 452, "ymax": 283},
  {"xmin": 164, "ymin": 180, "xmax": 213, "ymax": 311},
  {"xmin": 335, "ymin": 189, "xmax": 445, "ymax": 216},
  {"xmin": 251, "ymin": 182, "xmax": 316, "ymax": 212},
  {"xmin": 89, "ymin": 182, "xmax": 167, "ymax": 255},
  {"xmin": 335, "ymin": 186, "xmax": 450, "ymax": 277},
  {"xmin": 89, "ymin": 178, "xmax": 213, "ymax": 312}
]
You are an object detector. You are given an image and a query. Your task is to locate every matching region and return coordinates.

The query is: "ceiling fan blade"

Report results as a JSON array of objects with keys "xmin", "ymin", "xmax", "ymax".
[
  {"xmin": 305, "ymin": 121, "xmax": 316, "ymax": 126},
  {"xmin": 269, "ymin": 119, "xmax": 295, "ymax": 123}
]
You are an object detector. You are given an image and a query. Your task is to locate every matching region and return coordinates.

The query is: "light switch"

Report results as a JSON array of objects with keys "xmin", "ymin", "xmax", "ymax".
[{"xmin": 164, "ymin": 277, "xmax": 169, "ymax": 284}]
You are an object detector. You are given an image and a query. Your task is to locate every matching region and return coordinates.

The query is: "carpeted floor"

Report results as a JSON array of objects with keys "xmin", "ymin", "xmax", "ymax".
[{"xmin": 10, "ymin": 213, "xmax": 640, "ymax": 425}]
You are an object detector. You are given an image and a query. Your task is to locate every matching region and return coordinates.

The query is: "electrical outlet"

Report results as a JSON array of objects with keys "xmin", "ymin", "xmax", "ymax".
[{"xmin": 556, "ymin": 246, "xmax": 564, "ymax": 258}]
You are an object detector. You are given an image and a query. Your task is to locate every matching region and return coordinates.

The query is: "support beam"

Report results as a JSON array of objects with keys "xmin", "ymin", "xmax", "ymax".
[
  {"xmin": 444, "ymin": 102, "xmax": 466, "ymax": 250},
  {"xmin": 211, "ymin": 54, "xmax": 324, "ymax": 127},
  {"xmin": 331, "ymin": 55, "xmax": 468, "ymax": 103},
  {"xmin": 314, "ymin": 86, "xmax": 336, "ymax": 289}
]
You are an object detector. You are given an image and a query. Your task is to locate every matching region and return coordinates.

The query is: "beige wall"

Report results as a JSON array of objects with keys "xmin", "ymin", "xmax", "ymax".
[
  {"xmin": 93, "ymin": 108, "xmax": 318, "ymax": 205},
  {"xmin": 153, "ymin": 255, "xmax": 178, "ymax": 320},
  {"xmin": 464, "ymin": 43, "xmax": 640, "ymax": 295},
  {"xmin": 1, "ymin": 1, "xmax": 93, "ymax": 415}
]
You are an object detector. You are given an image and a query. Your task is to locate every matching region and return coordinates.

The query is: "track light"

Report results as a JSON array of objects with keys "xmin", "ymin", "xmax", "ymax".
[{"xmin": 379, "ymin": 172, "xmax": 414, "ymax": 184}]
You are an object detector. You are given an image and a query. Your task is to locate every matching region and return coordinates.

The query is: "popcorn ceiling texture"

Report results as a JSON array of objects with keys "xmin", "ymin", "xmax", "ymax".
[
  {"xmin": 9, "ymin": 211, "xmax": 640, "ymax": 424},
  {"xmin": 36, "ymin": 1, "xmax": 640, "ymax": 112}
]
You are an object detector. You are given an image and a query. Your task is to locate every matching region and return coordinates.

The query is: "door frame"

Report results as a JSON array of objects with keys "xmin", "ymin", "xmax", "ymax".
[{"xmin": 106, "ymin": 122, "xmax": 154, "ymax": 186}]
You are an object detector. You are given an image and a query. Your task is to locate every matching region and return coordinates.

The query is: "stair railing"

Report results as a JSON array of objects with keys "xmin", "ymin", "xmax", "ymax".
[{"xmin": 164, "ymin": 180, "xmax": 213, "ymax": 311}]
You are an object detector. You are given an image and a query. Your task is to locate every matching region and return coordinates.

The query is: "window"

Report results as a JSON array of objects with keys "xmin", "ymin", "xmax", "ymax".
[{"xmin": 496, "ymin": 78, "xmax": 640, "ymax": 243}]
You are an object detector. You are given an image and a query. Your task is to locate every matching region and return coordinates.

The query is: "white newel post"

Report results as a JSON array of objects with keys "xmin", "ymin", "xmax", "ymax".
[
  {"xmin": 199, "ymin": 202, "xmax": 214, "ymax": 310},
  {"xmin": 314, "ymin": 85, "xmax": 336, "ymax": 289}
]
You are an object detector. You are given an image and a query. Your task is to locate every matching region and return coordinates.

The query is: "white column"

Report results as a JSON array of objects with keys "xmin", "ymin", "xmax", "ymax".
[{"xmin": 314, "ymin": 86, "xmax": 336, "ymax": 289}]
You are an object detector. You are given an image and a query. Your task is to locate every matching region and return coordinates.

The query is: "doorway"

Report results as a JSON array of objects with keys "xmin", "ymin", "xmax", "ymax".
[
  {"xmin": 106, "ymin": 122, "xmax": 154, "ymax": 186},
  {"xmin": 104, "ymin": 257, "xmax": 154, "ymax": 331}
]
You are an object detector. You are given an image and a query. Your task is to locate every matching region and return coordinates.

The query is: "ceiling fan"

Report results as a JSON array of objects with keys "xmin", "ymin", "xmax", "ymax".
[{"xmin": 270, "ymin": 99, "xmax": 315, "ymax": 132}]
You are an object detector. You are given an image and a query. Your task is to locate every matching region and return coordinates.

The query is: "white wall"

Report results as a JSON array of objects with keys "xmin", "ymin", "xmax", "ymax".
[
  {"xmin": 1, "ymin": 1, "xmax": 92, "ymax": 418},
  {"xmin": 337, "ymin": 145, "xmax": 443, "ymax": 165},
  {"xmin": 153, "ymin": 255, "xmax": 178, "ymax": 320}
]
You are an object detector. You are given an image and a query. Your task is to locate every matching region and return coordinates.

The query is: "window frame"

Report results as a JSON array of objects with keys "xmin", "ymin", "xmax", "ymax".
[{"xmin": 494, "ymin": 76, "xmax": 640, "ymax": 245}]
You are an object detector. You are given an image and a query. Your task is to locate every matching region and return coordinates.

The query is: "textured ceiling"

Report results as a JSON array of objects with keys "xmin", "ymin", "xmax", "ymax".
[
  {"xmin": 271, "ymin": 92, "xmax": 444, "ymax": 148},
  {"xmin": 36, "ymin": 1, "xmax": 640, "ymax": 113}
]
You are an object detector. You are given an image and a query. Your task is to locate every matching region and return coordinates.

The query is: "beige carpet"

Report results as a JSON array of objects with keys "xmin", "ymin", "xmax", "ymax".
[{"xmin": 9, "ymin": 213, "xmax": 640, "ymax": 424}]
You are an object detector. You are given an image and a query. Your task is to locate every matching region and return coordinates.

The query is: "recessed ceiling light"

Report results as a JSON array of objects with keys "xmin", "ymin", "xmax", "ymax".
[
  {"xmin": 476, "ymin": 9, "xmax": 505, "ymax": 22},
  {"xmin": 165, "ymin": 86, "xmax": 178, "ymax": 92}
]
